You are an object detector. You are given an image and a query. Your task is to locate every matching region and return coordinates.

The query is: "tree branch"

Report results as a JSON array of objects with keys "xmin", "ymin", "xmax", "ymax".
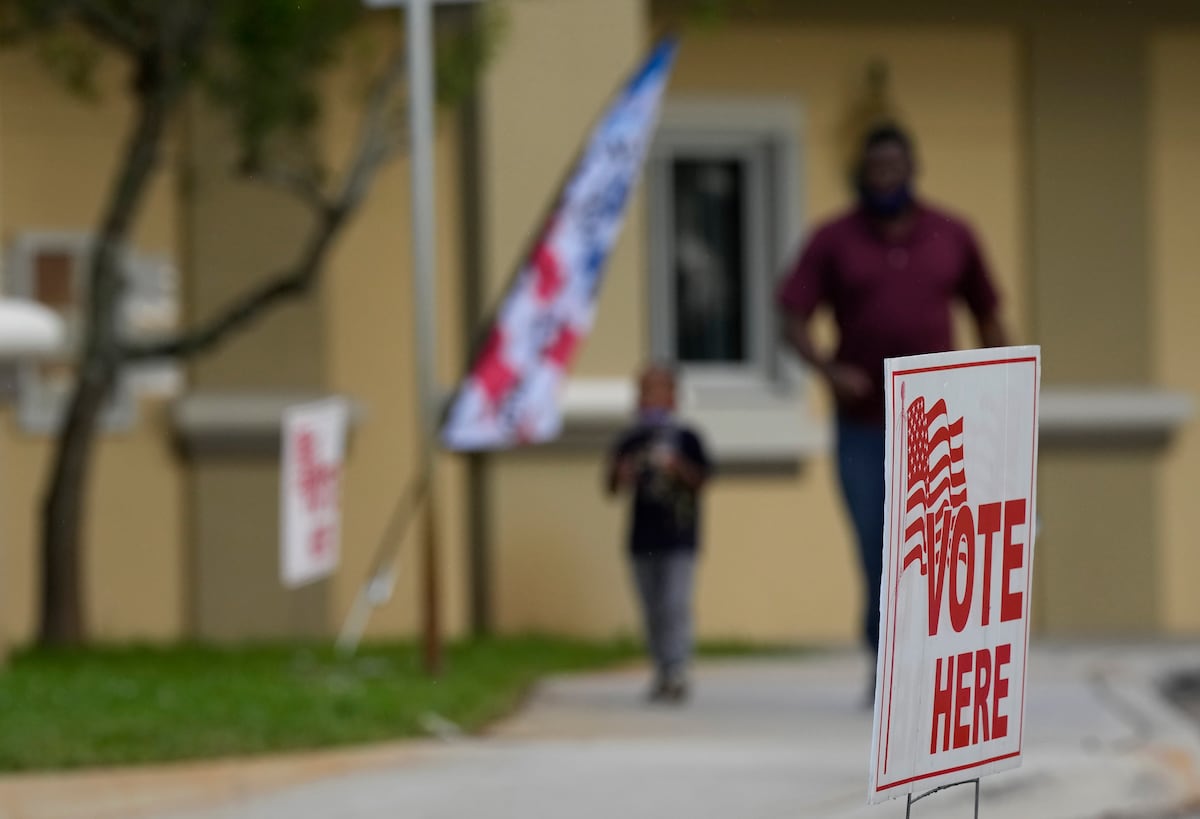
[
  {"xmin": 121, "ymin": 49, "xmax": 408, "ymax": 363},
  {"xmin": 72, "ymin": 0, "xmax": 147, "ymax": 55},
  {"xmin": 337, "ymin": 48, "xmax": 407, "ymax": 210},
  {"xmin": 121, "ymin": 216, "xmax": 343, "ymax": 361},
  {"xmin": 240, "ymin": 159, "xmax": 332, "ymax": 212}
]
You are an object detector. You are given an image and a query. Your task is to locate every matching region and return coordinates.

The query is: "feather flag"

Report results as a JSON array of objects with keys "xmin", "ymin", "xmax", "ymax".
[{"xmin": 441, "ymin": 38, "xmax": 678, "ymax": 451}]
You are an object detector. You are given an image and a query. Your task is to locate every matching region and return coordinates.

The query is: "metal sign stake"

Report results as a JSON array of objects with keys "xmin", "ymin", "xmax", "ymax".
[{"xmin": 905, "ymin": 778, "xmax": 980, "ymax": 819}]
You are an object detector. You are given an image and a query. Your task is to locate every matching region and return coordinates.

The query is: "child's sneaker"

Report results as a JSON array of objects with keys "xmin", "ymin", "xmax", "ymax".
[{"xmin": 661, "ymin": 673, "xmax": 690, "ymax": 704}]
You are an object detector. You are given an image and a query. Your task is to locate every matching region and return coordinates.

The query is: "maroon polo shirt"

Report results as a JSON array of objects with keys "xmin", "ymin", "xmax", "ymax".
[{"xmin": 777, "ymin": 202, "xmax": 1000, "ymax": 426}]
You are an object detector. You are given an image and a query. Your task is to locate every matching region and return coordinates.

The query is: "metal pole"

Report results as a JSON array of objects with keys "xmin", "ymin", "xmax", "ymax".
[
  {"xmin": 407, "ymin": 0, "xmax": 437, "ymax": 429},
  {"xmin": 352, "ymin": 0, "xmax": 481, "ymax": 668},
  {"xmin": 335, "ymin": 465, "xmax": 431, "ymax": 657},
  {"xmin": 904, "ymin": 779, "xmax": 980, "ymax": 817},
  {"xmin": 456, "ymin": 11, "xmax": 491, "ymax": 636},
  {"xmin": 406, "ymin": 0, "xmax": 443, "ymax": 676}
]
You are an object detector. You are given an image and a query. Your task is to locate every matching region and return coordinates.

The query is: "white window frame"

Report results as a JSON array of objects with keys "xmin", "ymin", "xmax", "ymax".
[
  {"xmin": 6, "ymin": 231, "xmax": 137, "ymax": 433},
  {"xmin": 646, "ymin": 97, "xmax": 807, "ymax": 399}
]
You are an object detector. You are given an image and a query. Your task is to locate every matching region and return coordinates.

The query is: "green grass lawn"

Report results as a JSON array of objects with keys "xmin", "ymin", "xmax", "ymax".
[{"xmin": 0, "ymin": 635, "xmax": 796, "ymax": 772}]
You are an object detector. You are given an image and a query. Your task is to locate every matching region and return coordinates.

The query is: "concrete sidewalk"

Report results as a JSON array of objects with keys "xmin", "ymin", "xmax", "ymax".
[{"xmin": 2, "ymin": 642, "xmax": 1199, "ymax": 819}]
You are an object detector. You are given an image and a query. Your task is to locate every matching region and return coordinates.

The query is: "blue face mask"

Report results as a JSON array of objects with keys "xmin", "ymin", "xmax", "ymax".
[
  {"xmin": 858, "ymin": 182, "xmax": 914, "ymax": 219},
  {"xmin": 638, "ymin": 408, "xmax": 673, "ymax": 427}
]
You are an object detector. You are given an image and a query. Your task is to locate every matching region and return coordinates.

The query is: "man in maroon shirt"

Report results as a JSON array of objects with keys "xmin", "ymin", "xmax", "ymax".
[{"xmin": 777, "ymin": 124, "xmax": 1009, "ymax": 699}]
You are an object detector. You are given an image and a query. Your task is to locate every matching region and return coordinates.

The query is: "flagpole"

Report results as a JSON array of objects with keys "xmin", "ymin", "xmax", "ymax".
[
  {"xmin": 354, "ymin": 0, "xmax": 485, "ymax": 674},
  {"xmin": 406, "ymin": 0, "xmax": 443, "ymax": 677}
]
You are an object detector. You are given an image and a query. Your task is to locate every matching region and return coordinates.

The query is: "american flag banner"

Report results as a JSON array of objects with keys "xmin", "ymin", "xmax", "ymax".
[
  {"xmin": 901, "ymin": 394, "xmax": 968, "ymax": 578},
  {"xmin": 440, "ymin": 39, "xmax": 679, "ymax": 451}
]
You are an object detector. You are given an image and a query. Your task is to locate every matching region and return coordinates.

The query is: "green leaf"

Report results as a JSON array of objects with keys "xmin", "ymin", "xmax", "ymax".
[
  {"xmin": 435, "ymin": 3, "xmax": 507, "ymax": 106},
  {"xmin": 4, "ymin": 0, "xmax": 506, "ymax": 177},
  {"xmin": 204, "ymin": 0, "xmax": 362, "ymax": 164},
  {"xmin": 35, "ymin": 27, "xmax": 103, "ymax": 100}
]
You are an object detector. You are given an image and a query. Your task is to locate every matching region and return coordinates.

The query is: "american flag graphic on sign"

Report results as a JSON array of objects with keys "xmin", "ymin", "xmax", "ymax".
[{"xmin": 901, "ymin": 394, "xmax": 968, "ymax": 578}]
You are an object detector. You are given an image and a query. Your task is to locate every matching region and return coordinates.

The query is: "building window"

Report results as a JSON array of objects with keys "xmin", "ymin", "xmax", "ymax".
[
  {"xmin": 5, "ymin": 232, "xmax": 180, "ymax": 433},
  {"xmin": 647, "ymin": 100, "xmax": 803, "ymax": 389},
  {"xmin": 672, "ymin": 157, "xmax": 747, "ymax": 363}
]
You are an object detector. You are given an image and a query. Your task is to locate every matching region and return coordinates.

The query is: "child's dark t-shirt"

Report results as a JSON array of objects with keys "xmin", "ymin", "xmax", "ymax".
[{"xmin": 610, "ymin": 421, "xmax": 712, "ymax": 555}]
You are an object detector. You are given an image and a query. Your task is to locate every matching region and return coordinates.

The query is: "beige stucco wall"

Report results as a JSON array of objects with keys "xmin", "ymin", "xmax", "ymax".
[
  {"xmin": 0, "ymin": 51, "xmax": 187, "ymax": 644},
  {"xmin": 1025, "ymin": 23, "xmax": 1163, "ymax": 636},
  {"xmin": 482, "ymin": 10, "xmax": 1024, "ymax": 643},
  {"xmin": 1150, "ymin": 31, "xmax": 1200, "ymax": 635}
]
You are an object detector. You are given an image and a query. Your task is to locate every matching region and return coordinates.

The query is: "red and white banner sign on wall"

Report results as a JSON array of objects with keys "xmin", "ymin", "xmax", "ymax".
[
  {"xmin": 869, "ymin": 346, "xmax": 1041, "ymax": 804},
  {"xmin": 280, "ymin": 398, "xmax": 350, "ymax": 589}
]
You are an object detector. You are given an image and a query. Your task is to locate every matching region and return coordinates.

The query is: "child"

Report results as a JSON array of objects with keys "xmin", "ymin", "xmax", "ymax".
[{"xmin": 606, "ymin": 363, "xmax": 712, "ymax": 703}]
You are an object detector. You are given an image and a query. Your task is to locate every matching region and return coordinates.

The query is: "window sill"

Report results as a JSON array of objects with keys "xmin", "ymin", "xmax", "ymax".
[
  {"xmin": 169, "ymin": 384, "xmax": 1194, "ymax": 461},
  {"xmin": 0, "ymin": 299, "xmax": 65, "ymax": 359},
  {"xmin": 172, "ymin": 391, "xmax": 364, "ymax": 457},
  {"xmin": 1039, "ymin": 386, "xmax": 1194, "ymax": 446},
  {"xmin": 530, "ymin": 379, "xmax": 1196, "ymax": 458},
  {"xmin": 529, "ymin": 376, "xmax": 827, "ymax": 471}
]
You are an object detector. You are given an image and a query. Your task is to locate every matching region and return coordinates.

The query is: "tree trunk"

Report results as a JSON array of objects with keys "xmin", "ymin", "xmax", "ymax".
[
  {"xmin": 35, "ymin": 49, "xmax": 182, "ymax": 646},
  {"xmin": 38, "ymin": 354, "xmax": 117, "ymax": 645}
]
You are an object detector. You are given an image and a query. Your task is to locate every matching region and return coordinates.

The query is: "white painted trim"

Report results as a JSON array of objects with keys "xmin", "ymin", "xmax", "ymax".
[
  {"xmin": 171, "ymin": 383, "xmax": 1194, "ymax": 460},
  {"xmin": 557, "ymin": 376, "xmax": 827, "ymax": 464},
  {"xmin": 173, "ymin": 391, "xmax": 365, "ymax": 454},
  {"xmin": 0, "ymin": 299, "xmax": 64, "ymax": 358},
  {"xmin": 660, "ymin": 96, "xmax": 805, "ymax": 142},
  {"xmin": 363, "ymin": 0, "xmax": 483, "ymax": 7},
  {"xmin": 5, "ymin": 231, "xmax": 138, "ymax": 433},
  {"xmin": 648, "ymin": 96, "xmax": 808, "ymax": 389},
  {"xmin": 1039, "ymin": 387, "xmax": 1194, "ymax": 436},
  {"xmin": 561, "ymin": 378, "xmax": 633, "ymax": 422},
  {"xmin": 560, "ymin": 379, "xmax": 1194, "ymax": 431},
  {"xmin": 555, "ymin": 379, "xmax": 1195, "ymax": 454}
]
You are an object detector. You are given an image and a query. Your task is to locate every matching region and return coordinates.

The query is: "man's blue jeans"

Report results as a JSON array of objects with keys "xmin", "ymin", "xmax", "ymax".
[{"xmin": 835, "ymin": 417, "xmax": 886, "ymax": 654}]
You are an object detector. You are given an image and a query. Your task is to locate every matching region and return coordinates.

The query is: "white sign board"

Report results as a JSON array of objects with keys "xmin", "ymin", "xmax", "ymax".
[
  {"xmin": 280, "ymin": 398, "xmax": 350, "ymax": 588},
  {"xmin": 869, "ymin": 346, "xmax": 1041, "ymax": 804}
]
